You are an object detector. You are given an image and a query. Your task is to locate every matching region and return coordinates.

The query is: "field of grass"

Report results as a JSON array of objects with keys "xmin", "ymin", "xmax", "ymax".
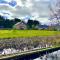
[{"xmin": 0, "ymin": 30, "xmax": 60, "ymax": 38}]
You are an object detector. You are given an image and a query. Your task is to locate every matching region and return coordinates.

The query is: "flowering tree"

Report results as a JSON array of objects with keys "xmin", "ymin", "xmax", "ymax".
[{"xmin": 49, "ymin": 0, "xmax": 60, "ymax": 25}]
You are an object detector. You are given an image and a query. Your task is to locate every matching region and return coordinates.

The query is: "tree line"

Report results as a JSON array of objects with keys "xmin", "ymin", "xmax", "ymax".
[
  {"xmin": 0, "ymin": 15, "xmax": 40, "ymax": 30},
  {"xmin": 0, "ymin": 15, "xmax": 59, "ymax": 30},
  {"xmin": 0, "ymin": 16, "xmax": 21, "ymax": 29}
]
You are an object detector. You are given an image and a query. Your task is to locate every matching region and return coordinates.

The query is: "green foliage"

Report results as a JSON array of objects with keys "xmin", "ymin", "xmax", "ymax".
[
  {"xmin": 27, "ymin": 19, "xmax": 40, "ymax": 30},
  {"xmin": 27, "ymin": 19, "xmax": 33, "ymax": 29},
  {"xmin": 0, "ymin": 16, "xmax": 21, "ymax": 29}
]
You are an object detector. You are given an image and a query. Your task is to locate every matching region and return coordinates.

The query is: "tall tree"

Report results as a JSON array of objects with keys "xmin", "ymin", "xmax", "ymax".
[
  {"xmin": 14, "ymin": 18, "xmax": 21, "ymax": 23},
  {"xmin": 27, "ymin": 19, "xmax": 34, "ymax": 29},
  {"xmin": 0, "ymin": 15, "xmax": 5, "ymax": 28},
  {"xmin": 33, "ymin": 20, "xmax": 39, "ymax": 26},
  {"xmin": 33, "ymin": 20, "xmax": 40, "ymax": 29}
]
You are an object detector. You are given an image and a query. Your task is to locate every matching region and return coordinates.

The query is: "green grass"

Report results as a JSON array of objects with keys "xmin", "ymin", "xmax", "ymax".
[{"xmin": 0, "ymin": 30, "xmax": 60, "ymax": 38}]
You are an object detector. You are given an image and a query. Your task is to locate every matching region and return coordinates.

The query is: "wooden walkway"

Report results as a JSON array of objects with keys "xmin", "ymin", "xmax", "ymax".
[{"xmin": 0, "ymin": 46, "xmax": 60, "ymax": 60}]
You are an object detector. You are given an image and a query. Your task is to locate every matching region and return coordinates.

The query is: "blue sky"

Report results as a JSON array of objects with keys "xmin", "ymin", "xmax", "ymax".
[
  {"xmin": 0, "ymin": 0, "xmax": 56, "ymax": 24},
  {"xmin": 0, "ymin": 0, "xmax": 17, "ymax": 7}
]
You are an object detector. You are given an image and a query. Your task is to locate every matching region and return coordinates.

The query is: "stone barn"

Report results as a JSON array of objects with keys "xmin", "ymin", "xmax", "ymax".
[{"xmin": 13, "ymin": 22, "xmax": 27, "ymax": 30}]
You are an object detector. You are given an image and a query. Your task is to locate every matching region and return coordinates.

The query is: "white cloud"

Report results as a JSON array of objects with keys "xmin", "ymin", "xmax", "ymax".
[
  {"xmin": 37, "ymin": 18, "xmax": 51, "ymax": 25},
  {"xmin": 0, "ymin": 10, "xmax": 13, "ymax": 19},
  {"xmin": 25, "ymin": 0, "xmax": 33, "ymax": 8},
  {"xmin": 4, "ymin": 0, "xmax": 12, "ymax": 2},
  {"xmin": 16, "ymin": 0, "xmax": 24, "ymax": 7},
  {"xmin": 31, "ymin": 12, "xmax": 39, "ymax": 20},
  {"xmin": 0, "ymin": 0, "xmax": 53, "ymax": 24},
  {"xmin": 35, "ymin": 0, "xmax": 40, "ymax": 2}
]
